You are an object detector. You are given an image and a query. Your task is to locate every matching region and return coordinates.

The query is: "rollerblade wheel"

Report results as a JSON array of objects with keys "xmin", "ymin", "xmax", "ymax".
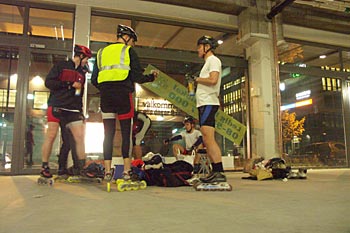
[
  {"xmin": 139, "ymin": 181, "xmax": 147, "ymax": 190},
  {"xmin": 117, "ymin": 182, "xmax": 126, "ymax": 192},
  {"xmin": 107, "ymin": 182, "xmax": 111, "ymax": 192},
  {"xmin": 131, "ymin": 184, "xmax": 138, "ymax": 191}
]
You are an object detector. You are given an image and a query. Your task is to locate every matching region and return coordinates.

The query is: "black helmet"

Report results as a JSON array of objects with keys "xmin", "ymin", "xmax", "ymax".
[
  {"xmin": 74, "ymin": 44, "xmax": 92, "ymax": 58},
  {"xmin": 117, "ymin": 24, "xmax": 138, "ymax": 42},
  {"xmin": 197, "ymin": 35, "xmax": 218, "ymax": 49},
  {"xmin": 183, "ymin": 116, "xmax": 195, "ymax": 124}
]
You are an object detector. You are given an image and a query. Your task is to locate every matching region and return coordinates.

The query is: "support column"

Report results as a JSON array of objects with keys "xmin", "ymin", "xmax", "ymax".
[
  {"xmin": 238, "ymin": 2, "xmax": 282, "ymax": 159},
  {"xmin": 73, "ymin": 4, "xmax": 91, "ymax": 116},
  {"xmin": 246, "ymin": 40, "xmax": 279, "ymax": 159}
]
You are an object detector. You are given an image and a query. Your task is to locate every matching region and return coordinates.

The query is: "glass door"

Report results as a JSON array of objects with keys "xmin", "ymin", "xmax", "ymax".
[
  {"xmin": 0, "ymin": 46, "xmax": 18, "ymax": 173},
  {"xmin": 24, "ymin": 50, "xmax": 70, "ymax": 171}
]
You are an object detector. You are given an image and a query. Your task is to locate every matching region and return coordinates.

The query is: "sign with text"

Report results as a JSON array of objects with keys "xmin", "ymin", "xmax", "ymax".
[{"xmin": 143, "ymin": 64, "xmax": 246, "ymax": 145}]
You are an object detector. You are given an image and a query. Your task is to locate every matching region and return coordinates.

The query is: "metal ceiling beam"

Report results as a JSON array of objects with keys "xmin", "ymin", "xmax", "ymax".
[{"xmin": 266, "ymin": 0, "xmax": 296, "ymax": 19}]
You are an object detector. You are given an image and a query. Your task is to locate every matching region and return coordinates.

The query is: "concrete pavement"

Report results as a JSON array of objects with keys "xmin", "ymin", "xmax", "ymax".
[{"xmin": 0, "ymin": 169, "xmax": 349, "ymax": 233}]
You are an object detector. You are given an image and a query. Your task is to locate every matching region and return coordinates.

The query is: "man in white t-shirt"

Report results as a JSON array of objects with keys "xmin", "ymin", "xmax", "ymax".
[
  {"xmin": 164, "ymin": 116, "xmax": 203, "ymax": 172},
  {"xmin": 193, "ymin": 35, "xmax": 226, "ymax": 183}
]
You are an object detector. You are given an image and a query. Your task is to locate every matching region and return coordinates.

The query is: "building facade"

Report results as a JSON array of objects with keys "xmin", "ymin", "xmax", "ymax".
[{"xmin": 0, "ymin": 0, "xmax": 349, "ymax": 174}]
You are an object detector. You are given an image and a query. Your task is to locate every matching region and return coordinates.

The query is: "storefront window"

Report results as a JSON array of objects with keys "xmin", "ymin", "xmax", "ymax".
[
  {"xmin": 28, "ymin": 8, "xmax": 73, "ymax": 39},
  {"xmin": 280, "ymin": 71, "xmax": 346, "ymax": 167},
  {"xmin": 0, "ymin": 4, "xmax": 24, "ymax": 35},
  {"xmin": 90, "ymin": 16, "xmax": 131, "ymax": 43},
  {"xmin": 0, "ymin": 46, "xmax": 18, "ymax": 172},
  {"xmin": 279, "ymin": 43, "xmax": 341, "ymax": 69},
  {"xmin": 342, "ymin": 50, "xmax": 350, "ymax": 70},
  {"xmin": 25, "ymin": 52, "xmax": 69, "ymax": 169}
]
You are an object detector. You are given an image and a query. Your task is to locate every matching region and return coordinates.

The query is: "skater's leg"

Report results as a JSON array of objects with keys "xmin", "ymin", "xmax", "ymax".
[
  {"xmin": 67, "ymin": 120, "xmax": 86, "ymax": 175},
  {"xmin": 67, "ymin": 121, "xmax": 85, "ymax": 161},
  {"xmin": 103, "ymin": 118, "xmax": 116, "ymax": 174},
  {"xmin": 133, "ymin": 145, "xmax": 142, "ymax": 160},
  {"xmin": 42, "ymin": 122, "xmax": 59, "ymax": 164},
  {"xmin": 201, "ymin": 126, "xmax": 222, "ymax": 165},
  {"xmin": 172, "ymin": 144, "xmax": 184, "ymax": 160},
  {"xmin": 41, "ymin": 121, "xmax": 59, "ymax": 178},
  {"xmin": 119, "ymin": 118, "xmax": 132, "ymax": 175},
  {"xmin": 58, "ymin": 122, "xmax": 70, "ymax": 174},
  {"xmin": 198, "ymin": 106, "xmax": 226, "ymax": 183}
]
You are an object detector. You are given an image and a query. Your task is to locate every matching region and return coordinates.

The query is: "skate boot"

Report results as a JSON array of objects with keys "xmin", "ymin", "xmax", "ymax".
[
  {"xmin": 199, "ymin": 172, "xmax": 227, "ymax": 183},
  {"xmin": 194, "ymin": 172, "xmax": 232, "ymax": 191},
  {"xmin": 103, "ymin": 168, "xmax": 114, "ymax": 192},
  {"xmin": 186, "ymin": 173, "xmax": 200, "ymax": 186},
  {"xmin": 55, "ymin": 168, "xmax": 69, "ymax": 182},
  {"xmin": 38, "ymin": 167, "xmax": 54, "ymax": 185},
  {"xmin": 104, "ymin": 168, "xmax": 115, "ymax": 182},
  {"xmin": 143, "ymin": 154, "xmax": 163, "ymax": 170},
  {"xmin": 116, "ymin": 171, "xmax": 147, "ymax": 192},
  {"xmin": 40, "ymin": 166, "xmax": 53, "ymax": 178},
  {"xmin": 297, "ymin": 169, "xmax": 307, "ymax": 179}
]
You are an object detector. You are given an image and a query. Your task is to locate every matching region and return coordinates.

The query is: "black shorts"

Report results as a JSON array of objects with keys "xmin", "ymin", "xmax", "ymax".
[
  {"xmin": 52, "ymin": 107, "xmax": 85, "ymax": 127},
  {"xmin": 100, "ymin": 90, "xmax": 134, "ymax": 120},
  {"xmin": 198, "ymin": 105, "xmax": 219, "ymax": 127}
]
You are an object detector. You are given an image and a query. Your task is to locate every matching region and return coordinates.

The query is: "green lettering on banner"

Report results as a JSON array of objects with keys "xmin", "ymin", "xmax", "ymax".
[{"xmin": 143, "ymin": 64, "xmax": 246, "ymax": 145}]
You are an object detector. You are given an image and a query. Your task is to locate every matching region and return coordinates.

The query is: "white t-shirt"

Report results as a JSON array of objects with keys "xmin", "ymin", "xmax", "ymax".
[
  {"xmin": 180, "ymin": 129, "xmax": 202, "ymax": 150},
  {"xmin": 196, "ymin": 55, "xmax": 222, "ymax": 107}
]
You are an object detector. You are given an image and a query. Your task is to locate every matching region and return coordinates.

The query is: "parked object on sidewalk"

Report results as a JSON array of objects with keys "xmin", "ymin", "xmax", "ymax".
[
  {"xmin": 142, "ymin": 152, "xmax": 193, "ymax": 187},
  {"xmin": 242, "ymin": 157, "xmax": 307, "ymax": 181}
]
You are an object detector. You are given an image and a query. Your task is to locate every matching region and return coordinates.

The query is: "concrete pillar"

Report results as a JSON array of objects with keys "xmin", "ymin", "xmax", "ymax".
[
  {"xmin": 67, "ymin": 5, "xmax": 91, "ymax": 166},
  {"xmin": 73, "ymin": 5, "xmax": 91, "ymax": 47},
  {"xmin": 73, "ymin": 4, "xmax": 91, "ymax": 116},
  {"xmin": 238, "ymin": 2, "xmax": 281, "ymax": 159},
  {"xmin": 246, "ymin": 40, "xmax": 279, "ymax": 159}
]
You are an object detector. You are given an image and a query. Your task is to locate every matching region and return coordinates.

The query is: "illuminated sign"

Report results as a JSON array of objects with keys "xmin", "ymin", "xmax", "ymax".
[
  {"xmin": 295, "ymin": 90, "xmax": 311, "ymax": 100},
  {"xmin": 281, "ymin": 98, "xmax": 313, "ymax": 111},
  {"xmin": 137, "ymin": 98, "xmax": 180, "ymax": 116}
]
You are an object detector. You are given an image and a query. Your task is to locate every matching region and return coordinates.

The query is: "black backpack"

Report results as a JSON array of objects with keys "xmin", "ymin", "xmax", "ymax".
[
  {"xmin": 265, "ymin": 158, "xmax": 291, "ymax": 179},
  {"xmin": 85, "ymin": 162, "xmax": 105, "ymax": 178},
  {"xmin": 144, "ymin": 160, "xmax": 193, "ymax": 187}
]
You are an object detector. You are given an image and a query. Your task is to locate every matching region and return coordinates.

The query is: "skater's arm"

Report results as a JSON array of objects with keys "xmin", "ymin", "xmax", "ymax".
[
  {"xmin": 191, "ymin": 136, "xmax": 203, "ymax": 150},
  {"xmin": 164, "ymin": 135, "xmax": 182, "ymax": 144},
  {"xmin": 129, "ymin": 48, "xmax": 157, "ymax": 84}
]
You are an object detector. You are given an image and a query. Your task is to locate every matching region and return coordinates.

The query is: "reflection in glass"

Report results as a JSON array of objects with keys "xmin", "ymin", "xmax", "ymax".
[
  {"xmin": 0, "ymin": 4, "xmax": 24, "ymax": 35},
  {"xmin": 29, "ymin": 8, "xmax": 73, "ymax": 39},
  {"xmin": 90, "ymin": 16, "xmax": 131, "ymax": 43},
  {"xmin": 0, "ymin": 46, "xmax": 18, "ymax": 172},
  {"xmin": 26, "ymin": 53, "xmax": 68, "ymax": 169},
  {"xmin": 280, "ymin": 72, "xmax": 346, "ymax": 167}
]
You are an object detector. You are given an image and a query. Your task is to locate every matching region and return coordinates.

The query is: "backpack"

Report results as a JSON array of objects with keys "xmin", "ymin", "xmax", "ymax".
[
  {"xmin": 144, "ymin": 160, "xmax": 193, "ymax": 187},
  {"xmin": 265, "ymin": 158, "xmax": 291, "ymax": 179},
  {"xmin": 85, "ymin": 162, "xmax": 105, "ymax": 178}
]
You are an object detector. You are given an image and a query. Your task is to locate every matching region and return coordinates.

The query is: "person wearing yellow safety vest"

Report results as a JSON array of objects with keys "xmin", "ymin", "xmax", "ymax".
[{"xmin": 91, "ymin": 24, "xmax": 159, "ymax": 181}]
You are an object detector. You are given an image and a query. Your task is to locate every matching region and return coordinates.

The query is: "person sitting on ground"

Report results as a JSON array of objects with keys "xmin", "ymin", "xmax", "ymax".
[{"xmin": 163, "ymin": 116, "xmax": 203, "ymax": 175}]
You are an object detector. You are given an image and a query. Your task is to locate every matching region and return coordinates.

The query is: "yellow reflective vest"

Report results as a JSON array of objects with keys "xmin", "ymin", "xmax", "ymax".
[{"xmin": 96, "ymin": 43, "xmax": 131, "ymax": 84}]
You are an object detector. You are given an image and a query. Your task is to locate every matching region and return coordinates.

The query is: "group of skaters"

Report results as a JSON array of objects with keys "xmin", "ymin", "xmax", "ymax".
[{"xmin": 40, "ymin": 23, "xmax": 227, "ymax": 185}]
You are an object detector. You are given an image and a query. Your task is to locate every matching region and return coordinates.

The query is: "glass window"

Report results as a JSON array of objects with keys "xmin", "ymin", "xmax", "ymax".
[
  {"xmin": 278, "ymin": 42, "xmax": 348, "ymax": 72},
  {"xmin": 281, "ymin": 71, "xmax": 346, "ymax": 167},
  {"xmin": 342, "ymin": 51, "xmax": 350, "ymax": 71},
  {"xmin": 0, "ymin": 46, "xmax": 18, "ymax": 172},
  {"xmin": 90, "ymin": 16, "xmax": 131, "ymax": 43},
  {"xmin": 28, "ymin": 8, "xmax": 73, "ymax": 39},
  {"xmin": 25, "ymin": 52, "xmax": 69, "ymax": 169},
  {"xmin": 0, "ymin": 4, "xmax": 24, "ymax": 35}
]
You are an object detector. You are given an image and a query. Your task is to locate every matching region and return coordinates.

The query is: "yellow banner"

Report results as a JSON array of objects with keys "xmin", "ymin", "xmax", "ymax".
[{"xmin": 143, "ymin": 65, "xmax": 246, "ymax": 145}]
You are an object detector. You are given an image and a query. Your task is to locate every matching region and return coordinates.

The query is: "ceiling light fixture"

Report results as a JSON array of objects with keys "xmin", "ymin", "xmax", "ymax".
[{"xmin": 319, "ymin": 55, "xmax": 326, "ymax": 59}]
